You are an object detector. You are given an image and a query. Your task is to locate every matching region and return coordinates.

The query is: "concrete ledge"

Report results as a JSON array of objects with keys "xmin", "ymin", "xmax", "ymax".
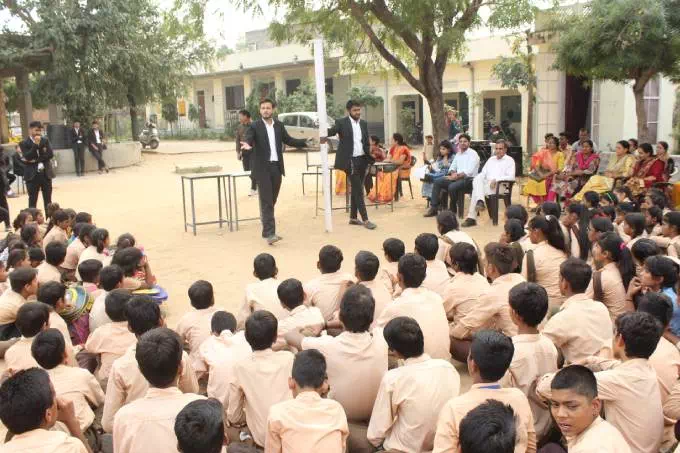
[{"xmin": 52, "ymin": 142, "xmax": 142, "ymax": 175}]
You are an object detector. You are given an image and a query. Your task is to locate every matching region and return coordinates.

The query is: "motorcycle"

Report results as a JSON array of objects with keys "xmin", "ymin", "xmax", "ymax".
[{"xmin": 139, "ymin": 123, "xmax": 160, "ymax": 149}]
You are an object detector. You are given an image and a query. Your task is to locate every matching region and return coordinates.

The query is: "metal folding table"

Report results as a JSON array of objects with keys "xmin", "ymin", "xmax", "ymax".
[
  {"xmin": 180, "ymin": 172, "xmax": 230, "ymax": 236},
  {"xmin": 225, "ymin": 170, "xmax": 260, "ymax": 231}
]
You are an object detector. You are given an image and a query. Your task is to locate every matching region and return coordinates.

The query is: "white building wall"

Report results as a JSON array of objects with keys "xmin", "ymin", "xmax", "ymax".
[
  {"xmin": 534, "ymin": 51, "xmax": 565, "ymax": 153},
  {"xmin": 658, "ymin": 77, "xmax": 677, "ymax": 144}
]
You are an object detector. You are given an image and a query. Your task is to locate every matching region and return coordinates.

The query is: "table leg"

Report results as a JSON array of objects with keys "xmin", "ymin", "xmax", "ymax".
[
  {"xmin": 375, "ymin": 170, "xmax": 379, "ymax": 210},
  {"xmin": 190, "ymin": 179, "xmax": 197, "ymax": 236},
  {"xmin": 234, "ymin": 177, "xmax": 240, "ymax": 231},
  {"xmin": 218, "ymin": 177, "xmax": 223, "ymax": 229},
  {"xmin": 182, "ymin": 177, "xmax": 187, "ymax": 232},
  {"xmin": 330, "ymin": 169, "xmax": 333, "ymax": 210},
  {"xmin": 228, "ymin": 176, "xmax": 234, "ymax": 232},
  {"xmin": 315, "ymin": 167, "xmax": 319, "ymax": 217},
  {"xmin": 390, "ymin": 171, "xmax": 394, "ymax": 212}
]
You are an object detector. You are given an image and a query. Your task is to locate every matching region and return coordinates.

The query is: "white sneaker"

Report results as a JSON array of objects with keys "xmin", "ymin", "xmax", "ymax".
[{"xmin": 248, "ymin": 189, "xmax": 257, "ymax": 197}]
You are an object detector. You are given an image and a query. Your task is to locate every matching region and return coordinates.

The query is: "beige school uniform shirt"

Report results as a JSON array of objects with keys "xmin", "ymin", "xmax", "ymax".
[
  {"xmin": 112, "ymin": 387, "xmax": 205, "ymax": 453},
  {"xmin": 375, "ymin": 287, "xmax": 450, "ymax": 360},
  {"xmin": 304, "ymin": 271, "xmax": 354, "ymax": 321},
  {"xmin": 423, "ymin": 260, "xmax": 450, "ymax": 298},
  {"xmin": 37, "ymin": 262, "xmax": 62, "ymax": 285},
  {"xmin": 500, "ymin": 334, "xmax": 558, "ymax": 440},
  {"xmin": 76, "ymin": 246, "xmax": 111, "ymax": 281},
  {"xmin": 0, "ymin": 428, "xmax": 87, "ymax": 453},
  {"xmin": 367, "ymin": 354, "xmax": 460, "ymax": 452},
  {"xmin": 85, "ymin": 321, "xmax": 137, "ymax": 382},
  {"xmin": 358, "ymin": 279, "xmax": 392, "ymax": 328},
  {"xmin": 5, "ymin": 336, "xmax": 38, "ymax": 372},
  {"xmin": 43, "ymin": 225, "xmax": 69, "ymax": 248},
  {"xmin": 542, "ymin": 293, "xmax": 613, "ymax": 364},
  {"xmin": 0, "ymin": 290, "xmax": 26, "ymax": 325},
  {"xmin": 237, "ymin": 278, "xmax": 289, "ymax": 329},
  {"xmin": 62, "ymin": 238, "xmax": 86, "ymax": 271},
  {"xmin": 433, "ymin": 383, "xmax": 537, "ymax": 453},
  {"xmin": 664, "ymin": 381, "xmax": 680, "ymax": 421},
  {"xmin": 379, "ymin": 261, "xmax": 400, "ymax": 296},
  {"xmin": 175, "ymin": 306, "xmax": 219, "ymax": 369},
  {"xmin": 275, "ymin": 305, "xmax": 324, "ymax": 348},
  {"xmin": 650, "ymin": 337, "xmax": 680, "ymax": 445},
  {"xmin": 567, "ymin": 417, "xmax": 632, "ymax": 453},
  {"xmin": 436, "ymin": 231, "xmax": 478, "ymax": 263},
  {"xmin": 302, "ymin": 331, "xmax": 388, "ymax": 422},
  {"xmin": 585, "ymin": 262, "xmax": 630, "ymax": 322},
  {"xmin": 48, "ymin": 364, "xmax": 105, "ymax": 431},
  {"xmin": 521, "ymin": 241, "xmax": 567, "ymax": 310},
  {"xmin": 266, "ymin": 392, "xmax": 349, "ymax": 453},
  {"xmin": 442, "ymin": 272, "xmax": 489, "ymax": 322},
  {"xmin": 88, "ymin": 290, "xmax": 112, "ymax": 333},
  {"xmin": 49, "ymin": 311, "xmax": 76, "ymax": 367},
  {"xmin": 228, "ymin": 348, "xmax": 295, "ymax": 447}
]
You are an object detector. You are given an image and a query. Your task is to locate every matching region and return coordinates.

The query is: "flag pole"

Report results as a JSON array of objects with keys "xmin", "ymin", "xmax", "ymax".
[{"xmin": 313, "ymin": 37, "xmax": 332, "ymax": 232}]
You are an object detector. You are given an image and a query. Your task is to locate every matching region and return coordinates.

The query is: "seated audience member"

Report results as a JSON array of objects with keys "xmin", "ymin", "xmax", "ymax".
[
  {"xmin": 543, "ymin": 258, "xmax": 613, "ymax": 364},
  {"xmin": 375, "ymin": 253, "xmax": 450, "ymax": 360},
  {"xmin": 28, "ymin": 246, "xmax": 45, "ymax": 268},
  {"xmin": 176, "ymin": 280, "xmax": 220, "ymax": 369},
  {"xmin": 237, "ymin": 253, "xmax": 287, "ymax": 329},
  {"xmin": 367, "ymin": 317, "xmax": 459, "ymax": 452},
  {"xmin": 175, "ymin": 399, "xmax": 227, "ymax": 453},
  {"xmin": 501, "ymin": 282, "xmax": 557, "ymax": 441},
  {"xmin": 630, "ymin": 238, "xmax": 661, "ymax": 274},
  {"xmin": 76, "ymin": 228, "xmax": 111, "ymax": 281},
  {"xmin": 275, "ymin": 278, "xmax": 324, "ymax": 348},
  {"xmin": 415, "ymin": 233, "xmax": 450, "ymax": 297},
  {"xmin": 32, "ymin": 328, "xmax": 104, "ymax": 433},
  {"xmin": 561, "ymin": 203, "xmax": 587, "ymax": 260},
  {"xmin": 0, "ymin": 261, "xmax": 7, "ymax": 296},
  {"xmin": 89, "ymin": 265, "xmax": 124, "ymax": 333},
  {"xmin": 77, "ymin": 259, "xmax": 103, "ymax": 297},
  {"xmin": 433, "ymin": 330, "xmax": 536, "ymax": 453},
  {"xmin": 6, "ymin": 248, "xmax": 30, "ymax": 272},
  {"xmin": 380, "ymin": 238, "xmax": 405, "ymax": 296},
  {"xmin": 0, "ymin": 267, "xmax": 38, "ymax": 332},
  {"xmin": 42, "ymin": 209, "xmax": 70, "ymax": 248},
  {"xmin": 354, "ymin": 251, "xmax": 392, "ymax": 325},
  {"xmin": 228, "ymin": 311, "xmax": 294, "ymax": 448},
  {"xmin": 0, "ymin": 368, "xmax": 90, "ymax": 453},
  {"xmin": 645, "ymin": 206, "xmax": 664, "ymax": 237},
  {"xmin": 501, "ymin": 218, "xmax": 526, "ymax": 273},
  {"xmin": 38, "ymin": 241, "xmax": 67, "ymax": 285},
  {"xmin": 459, "ymin": 400, "xmax": 517, "ymax": 453},
  {"xmin": 623, "ymin": 212, "xmax": 646, "ymax": 255},
  {"xmin": 5, "ymin": 302, "xmax": 50, "ymax": 373},
  {"xmin": 21, "ymin": 224, "xmax": 42, "ymax": 249},
  {"xmin": 538, "ymin": 312, "xmax": 664, "ymax": 453},
  {"xmin": 266, "ymin": 349, "xmax": 349, "ymax": 453},
  {"xmin": 304, "ymin": 245, "xmax": 353, "ymax": 321},
  {"xmin": 650, "ymin": 211, "xmax": 680, "ymax": 258},
  {"xmin": 443, "ymin": 242, "xmax": 489, "ymax": 322},
  {"xmin": 628, "ymin": 256, "xmax": 679, "ymax": 334},
  {"xmin": 111, "ymin": 247, "xmax": 155, "ymax": 290},
  {"xmin": 38, "ymin": 281, "xmax": 76, "ymax": 366},
  {"xmin": 102, "ymin": 295, "xmax": 198, "ymax": 433},
  {"xmin": 435, "ymin": 211, "xmax": 479, "ymax": 266},
  {"xmin": 62, "ymin": 223, "xmax": 95, "ymax": 280},
  {"xmin": 505, "ymin": 204, "xmax": 532, "ymax": 251},
  {"xmin": 113, "ymin": 328, "xmax": 205, "ymax": 453}
]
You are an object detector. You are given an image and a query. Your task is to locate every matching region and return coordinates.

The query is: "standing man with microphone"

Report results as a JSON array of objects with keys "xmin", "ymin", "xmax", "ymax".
[{"xmin": 20, "ymin": 121, "xmax": 54, "ymax": 212}]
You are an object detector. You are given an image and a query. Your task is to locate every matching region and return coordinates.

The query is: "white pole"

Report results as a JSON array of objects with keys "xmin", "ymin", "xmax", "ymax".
[{"xmin": 313, "ymin": 38, "xmax": 332, "ymax": 232}]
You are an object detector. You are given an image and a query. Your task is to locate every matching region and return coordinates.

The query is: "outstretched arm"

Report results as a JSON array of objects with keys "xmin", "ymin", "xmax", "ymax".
[{"xmin": 281, "ymin": 125, "xmax": 308, "ymax": 148}]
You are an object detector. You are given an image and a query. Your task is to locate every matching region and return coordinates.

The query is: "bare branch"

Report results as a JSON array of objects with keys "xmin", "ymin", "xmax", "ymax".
[
  {"xmin": 2, "ymin": 0, "xmax": 36, "ymax": 27},
  {"xmin": 368, "ymin": 0, "xmax": 424, "ymax": 58}
]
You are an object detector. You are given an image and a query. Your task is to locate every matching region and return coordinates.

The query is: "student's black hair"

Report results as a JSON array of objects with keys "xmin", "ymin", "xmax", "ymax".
[
  {"xmin": 646, "ymin": 206, "xmax": 664, "ymax": 233},
  {"xmin": 37, "ymin": 281, "xmax": 66, "ymax": 308},
  {"xmin": 624, "ymin": 212, "xmax": 646, "ymax": 239},
  {"xmin": 528, "ymin": 215, "xmax": 567, "ymax": 253},
  {"xmin": 596, "ymin": 232, "xmax": 634, "ymax": 290},
  {"xmin": 211, "ymin": 311, "xmax": 237, "ymax": 335},
  {"xmin": 459, "ymin": 399, "xmax": 516, "ymax": 453},
  {"xmin": 614, "ymin": 185, "xmax": 633, "ymax": 201},
  {"xmin": 505, "ymin": 204, "xmax": 529, "ymax": 226},
  {"xmin": 9, "ymin": 267, "xmax": 36, "ymax": 293},
  {"xmin": 28, "ymin": 247, "xmax": 45, "ymax": 264},
  {"xmin": 20, "ymin": 224, "xmax": 39, "ymax": 247},
  {"xmin": 111, "ymin": 247, "xmax": 144, "ymax": 277},
  {"xmin": 7, "ymin": 249, "xmax": 28, "ymax": 270},
  {"xmin": 277, "ymin": 278, "xmax": 305, "ymax": 310},
  {"xmin": 631, "ymin": 238, "xmax": 661, "ymax": 264},
  {"xmin": 91, "ymin": 228, "xmax": 109, "ymax": 253},
  {"xmin": 44, "ymin": 241, "xmax": 67, "ymax": 266},
  {"xmin": 601, "ymin": 191, "xmax": 618, "ymax": 206},
  {"xmin": 253, "ymin": 253, "xmax": 277, "ymax": 280},
  {"xmin": 647, "ymin": 190, "xmax": 669, "ymax": 210},
  {"xmin": 504, "ymin": 219, "xmax": 525, "ymax": 243},
  {"xmin": 615, "ymin": 311, "xmax": 662, "ymax": 359},
  {"xmin": 383, "ymin": 316, "xmax": 424, "ymax": 359},
  {"xmin": 590, "ymin": 216, "xmax": 614, "ymax": 236},
  {"xmin": 484, "ymin": 242, "xmax": 515, "ymax": 276},
  {"xmin": 415, "ymin": 233, "xmax": 439, "ymax": 261},
  {"xmin": 339, "ymin": 284, "xmax": 374, "ymax": 333},
  {"xmin": 318, "ymin": 245, "xmax": 343, "ymax": 273},
  {"xmin": 74, "ymin": 211, "xmax": 92, "ymax": 224},
  {"xmin": 616, "ymin": 201, "xmax": 638, "ymax": 216},
  {"xmin": 397, "ymin": 253, "xmax": 427, "ymax": 288},
  {"xmin": 31, "ymin": 328, "xmax": 66, "ymax": 370},
  {"xmin": 78, "ymin": 259, "xmax": 103, "ymax": 283},
  {"xmin": 51, "ymin": 209, "xmax": 69, "ymax": 226},
  {"xmin": 538, "ymin": 202, "xmax": 561, "ymax": 218},
  {"xmin": 175, "ymin": 399, "xmax": 225, "ymax": 453},
  {"xmin": 436, "ymin": 210, "xmax": 459, "ymax": 233},
  {"xmin": 16, "ymin": 302, "xmax": 49, "ymax": 337},
  {"xmin": 244, "ymin": 310, "xmax": 278, "ymax": 351},
  {"xmin": 8, "ymin": 239, "xmax": 26, "ymax": 252},
  {"xmin": 78, "ymin": 223, "xmax": 96, "ymax": 245},
  {"xmin": 583, "ymin": 191, "xmax": 600, "ymax": 208},
  {"xmin": 644, "ymin": 255, "xmax": 679, "ymax": 289},
  {"xmin": 125, "ymin": 294, "xmax": 161, "ymax": 336},
  {"xmin": 601, "ymin": 205, "xmax": 616, "ymax": 222},
  {"xmin": 292, "ymin": 349, "xmax": 327, "ymax": 389},
  {"xmin": 638, "ymin": 292, "xmax": 674, "ymax": 328},
  {"xmin": 99, "ymin": 265, "xmax": 124, "ymax": 291},
  {"xmin": 105, "ymin": 289, "xmax": 133, "ymax": 322},
  {"xmin": 116, "ymin": 233, "xmax": 136, "ymax": 249},
  {"xmin": 551, "ymin": 365, "xmax": 598, "ymax": 399},
  {"xmin": 450, "ymin": 242, "xmax": 478, "ymax": 275},
  {"xmin": 355, "ymin": 251, "xmax": 380, "ymax": 281},
  {"xmin": 188, "ymin": 280, "xmax": 214, "ymax": 310},
  {"xmin": 382, "ymin": 238, "xmax": 405, "ymax": 262},
  {"xmin": 508, "ymin": 282, "xmax": 549, "ymax": 328},
  {"xmin": 136, "ymin": 327, "xmax": 184, "ymax": 388},
  {"xmin": 0, "ymin": 368, "xmax": 54, "ymax": 434},
  {"xmin": 664, "ymin": 211, "xmax": 680, "ymax": 235},
  {"xmin": 12, "ymin": 211, "xmax": 31, "ymax": 231},
  {"xmin": 470, "ymin": 330, "xmax": 515, "ymax": 382},
  {"xmin": 559, "ymin": 258, "xmax": 592, "ymax": 294}
]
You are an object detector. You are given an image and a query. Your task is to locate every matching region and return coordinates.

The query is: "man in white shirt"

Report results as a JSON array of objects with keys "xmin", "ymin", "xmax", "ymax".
[
  {"xmin": 461, "ymin": 139, "xmax": 516, "ymax": 227},
  {"xmin": 571, "ymin": 128, "xmax": 598, "ymax": 152},
  {"xmin": 425, "ymin": 134, "xmax": 480, "ymax": 217}
]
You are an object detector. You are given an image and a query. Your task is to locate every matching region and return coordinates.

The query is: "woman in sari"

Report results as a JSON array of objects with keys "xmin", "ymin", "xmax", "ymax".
[
  {"xmin": 368, "ymin": 133, "xmax": 411, "ymax": 203},
  {"xmin": 523, "ymin": 135, "xmax": 564, "ymax": 206},
  {"xmin": 421, "ymin": 140, "xmax": 454, "ymax": 201},
  {"xmin": 550, "ymin": 140, "xmax": 600, "ymax": 201},
  {"xmin": 656, "ymin": 141, "xmax": 674, "ymax": 181},
  {"xmin": 572, "ymin": 140, "xmax": 635, "ymax": 201},
  {"xmin": 625, "ymin": 143, "xmax": 665, "ymax": 198}
]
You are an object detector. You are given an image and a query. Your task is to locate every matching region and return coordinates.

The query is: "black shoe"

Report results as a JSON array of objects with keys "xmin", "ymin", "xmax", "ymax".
[
  {"xmin": 423, "ymin": 208, "xmax": 438, "ymax": 217},
  {"xmin": 476, "ymin": 200, "xmax": 486, "ymax": 213},
  {"xmin": 461, "ymin": 218, "xmax": 477, "ymax": 227},
  {"xmin": 349, "ymin": 219, "xmax": 363, "ymax": 226}
]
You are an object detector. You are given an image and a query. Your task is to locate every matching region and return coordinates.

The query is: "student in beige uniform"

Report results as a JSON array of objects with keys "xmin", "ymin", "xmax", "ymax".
[
  {"xmin": 113, "ymin": 328, "xmax": 205, "ymax": 453},
  {"xmin": 175, "ymin": 399, "xmax": 228, "ymax": 453},
  {"xmin": 0, "ymin": 267, "xmax": 38, "ymax": 328},
  {"xmin": 561, "ymin": 203, "xmax": 586, "ymax": 261},
  {"xmin": 5, "ymin": 302, "xmax": 50, "ymax": 373},
  {"xmin": 368, "ymin": 317, "xmax": 459, "ymax": 452},
  {"xmin": 176, "ymin": 280, "xmax": 220, "ymax": 370},
  {"xmin": 434, "ymin": 211, "xmax": 479, "ymax": 266},
  {"xmin": 379, "ymin": 238, "xmax": 404, "ymax": 296},
  {"xmin": 504, "ymin": 204, "xmax": 532, "ymax": 252},
  {"xmin": 42, "ymin": 209, "xmax": 71, "ymax": 248},
  {"xmin": 38, "ymin": 241, "xmax": 67, "ymax": 285},
  {"xmin": 228, "ymin": 311, "xmax": 294, "ymax": 448},
  {"xmin": 433, "ymin": 330, "xmax": 537, "ymax": 453},
  {"xmin": 89, "ymin": 266, "xmax": 124, "ymax": 333},
  {"xmin": 38, "ymin": 282, "xmax": 77, "ymax": 366},
  {"xmin": 304, "ymin": 245, "xmax": 354, "ymax": 321},
  {"xmin": 76, "ymin": 228, "xmax": 112, "ymax": 281},
  {"xmin": 442, "ymin": 242, "xmax": 489, "ymax": 322},
  {"xmin": 375, "ymin": 253, "xmax": 450, "ymax": 360},
  {"xmin": 459, "ymin": 400, "xmax": 517, "ymax": 453},
  {"xmin": 416, "ymin": 233, "xmax": 451, "ymax": 298},
  {"xmin": 266, "ymin": 349, "xmax": 349, "ymax": 453},
  {"xmin": 61, "ymin": 223, "xmax": 95, "ymax": 281},
  {"xmin": 543, "ymin": 258, "xmax": 613, "ymax": 364},
  {"xmin": 623, "ymin": 213, "xmax": 646, "ymax": 275},
  {"xmin": 237, "ymin": 253, "xmax": 288, "ymax": 329},
  {"xmin": 274, "ymin": 278, "xmax": 324, "ymax": 348},
  {"xmin": 651, "ymin": 211, "xmax": 680, "ymax": 257},
  {"xmin": 0, "ymin": 368, "xmax": 90, "ymax": 453},
  {"xmin": 354, "ymin": 251, "xmax": 392, "ymax": 326}
]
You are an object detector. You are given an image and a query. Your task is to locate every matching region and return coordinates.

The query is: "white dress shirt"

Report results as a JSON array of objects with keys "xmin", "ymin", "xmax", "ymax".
[
  {"xmin": 94, "ymin": 130, "xmax": 101, "ymax": 144},
  {"xmin": 480, "ymin": 154, "xmax": 516, "ymax": 184},
  {"xmin": 350, "ymin": 118, "xmax": 363, "ymax": 157},
  {"xmin": 265, "ymin": 120, "xmax": 278, "ymax": 162},
  {"xmin": 448, "ymin": 148, "xmax": 480, "ymax": 177}
]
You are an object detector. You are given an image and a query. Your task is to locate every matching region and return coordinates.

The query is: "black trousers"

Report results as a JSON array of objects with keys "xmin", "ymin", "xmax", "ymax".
[
  {"xmin": 241, "ymin": 151, "xmax": 256, "ymax": 190},
  {"xmin": 346, "ymin": 156, "xmax": 370, "ymax": 221},
  {"xmin": 430, "ymin": 177, "xmax": 473, "ymax": 211},
  {"xmin": 73, "ymin": 143, "xmax": 85, "ymax": 175},
  {"xmin": 89, "ymin": 144, "xmax": 107, "ymax": 170},
  {"xmin": 0, "ymin": 190, "xmax": 8, "ymax": 228},
  {"xmin": 256, "ymin": 162, "xmax": 282, "ymax": 238},
  {"xmin": 27, "ymin": 172, "xmax": 52, "ymax": 212}
]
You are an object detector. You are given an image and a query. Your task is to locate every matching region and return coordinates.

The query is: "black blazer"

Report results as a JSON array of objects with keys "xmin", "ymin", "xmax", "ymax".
[
  {"xmin": 71, "ymin": 127, "xmax": 85, "ymax": 147},
  {"xmin": 328, "ymin": 116, "xmax": 370, "ymax": 171},
  {"xmin": 87, "ymin": 129, "xmax": 105, "ymax": 149},
  {"xmin": 19, "ymin": 137, "xmax": 54, "ymax": 181},
  {"xmin": 244, "ymin": 119, "xmax": 307, "ymax": 178}
]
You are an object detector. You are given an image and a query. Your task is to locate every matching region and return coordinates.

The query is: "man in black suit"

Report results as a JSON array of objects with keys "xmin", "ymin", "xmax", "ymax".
[
  {"xmin": 70, "ymin": 120, "xmax": 86, "ymax": 176},
  {"xmin": 322, "ymin": 100, "xmax": 377, "ymax": 229},
  {"xmin": 19, "ymin": 121, "xmax": 54, "ymax": 212},
  {"xmin": 87, "ymin": 120, "xmax": 109, "ymax": 174},
  {"xmin": 240, "ymin": 98, "xmax": 309, "ymax": 245}
]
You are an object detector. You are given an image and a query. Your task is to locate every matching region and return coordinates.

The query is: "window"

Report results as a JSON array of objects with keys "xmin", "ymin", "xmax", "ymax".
[
  {"xmin": 259, "ymin": 82, "xmax": 276, "ymax": 98},
  {"xmin": 591, "ymin": 81, "xmax": 600, "ymax": 144},
  {"xmin": 281, "ymin": 115, "xmax": 297, "ymax": 127},
  {"xmin": 644, "ymin": 76, "xmax": 660, "ymax": 143},
  {"xmin": 325, "ymin": 78, "xmax": 334, "ymax": 94},
  {"xmin": 286, "ymin": 79, "xmax": 301, "ymax": 95},
  {"xmin": 299, "ymin": 115, "xmax": 315, "ymax": 128},
  {"xmin": 225, "ymin": 86, "xmax": 245, "ymax": 110}
]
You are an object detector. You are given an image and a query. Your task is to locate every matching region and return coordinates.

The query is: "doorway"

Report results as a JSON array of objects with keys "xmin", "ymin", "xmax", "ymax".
[
  {"xmin": 564, "ymin": 76, "xmax": 591, "ymax": 142},
  {"xmin": 197, "ymin": 90, "xmax": 207, "ymax": 128}
]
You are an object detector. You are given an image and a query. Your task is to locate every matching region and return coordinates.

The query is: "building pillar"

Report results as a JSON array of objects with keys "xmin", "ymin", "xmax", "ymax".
[
  {"xmin": 274, "ymin": 72, "xmax": 285, "ymax": 95},
  {"xmin": 520, "ymin": 88, "xmax": 530, "ymax": 153},
  {"xmin": 212, "ymin": 78, "xmax": 224, "ymax": 129},
  {"xmin": 243, "ymin": 73, "xmax": 253, "ymax": 99},
  {"xmin": 15, "ymin": 68, "xmax": 32, "ymax": 136}
]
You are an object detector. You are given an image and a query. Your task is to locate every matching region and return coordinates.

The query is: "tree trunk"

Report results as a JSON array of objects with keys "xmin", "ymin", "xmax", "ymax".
[
  {"xmin": 427, "ymin": 93, "xmax": 448, "ymax": 146},
  {"xmin": 0, "ymin": 80, "xmax": 9, "ymax": 144},
  {"xmin": 15, "ymin": 68, "xmax": 32, "ymax": 137},
  {"xmin": 127, "ymin": 93, "xmax": 141, "ymax": 141},
  {"xmin": 633, "ymin": 79, "xmax": 650, "ymax": 143}
]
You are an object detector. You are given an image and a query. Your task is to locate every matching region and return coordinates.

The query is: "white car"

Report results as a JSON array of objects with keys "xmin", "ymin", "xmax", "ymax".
[{"xmin": 278, "ymin": 112, "xmax": 339, "ymax": 151}]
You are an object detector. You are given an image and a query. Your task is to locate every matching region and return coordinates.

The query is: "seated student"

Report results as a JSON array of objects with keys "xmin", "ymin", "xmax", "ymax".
[
  {"xmin": 304, "ymin": 245, "xmax": 354, "ymax": 321},
  {"xmin": 443, "ymin": 242, "xmax": 489, "ymax": 322},
  {"xmin": 102, "ymin": 295, "xmax": 198, "ymax": 433},
  {"xmin": 32, "ymin": 328, "xmax": 105, "ymax": 434},
  {"xmin": 228, "ymin": 311, "xmax": 295, "ymax": 448},
  {"xmin": 623, "ymin": 212, "xmax": 646, "ymax": 254},
  {"xmin": 0, "ymin": 261, "xmax": 8, "ymax": 296},
  {"xmin": 76, "ymin": 228, "xmax": 111, "ymax": 281},
  {"xmin": 0, "ymin": 267, "xmax": 38, "ymax": 334},
  {"xmin": 433, "ymin": 330, "xmax": 536, "ymax": 453},
  {"xmin": 5, "ymin": 302, "xmax": 50, "ymax": 373},
  {"xmin": 542, "ymin": 258, "xmax": 613, "ymax": 364},
  {"xmin": 501, "ymin": 218, "xmax": 526, "ymax": 273},
  {"xmin": 38, "ymin": 281, "xmax": 77, "ymax": 366},
  {"xmin": 89, "ymin": 265, "xmax": 124, "ymax": 333},
  {"xmin": 630, "ymin": 238, "xmax": 661, "ymax": 276},
  {"xmin": 367, "ymin": 316, "xmax": 459, "ymax": 452},
  {"xmin": 538, "ymin": 312, "xmax": 664, "ymax": 453},
  {"xmin": 21, "ymin": 224, "xmax": 42, "ymax": 249},
  {"xmin": 435, "ymin": 211, "xmax": 480, "ymax": 267},
  {"xmin": 266, "ymin": 349, "xmax": 349, "ymax": 453},
  {"xmin": 375, "ymin": 253, "xmax": 450, "ymax": 360},
  {"xmin": 38, "ymin": 241, "xmax": 67, "ymax": 285},
  {"xmin": 354, "ymin": 251, "xmax": 392, "ymax": 325},
  {"xmin": 628, "ymin": 256, "xmax": 679, "ymax": 335},
  {"xmin": 379, "ymin": 238, "xmax": 405, "ymax": 296},
  {"xmin": 459, "ymin": 400, "xmax": 517, "ymax": 453},
  {"xmin": 77, "ymin": 259, "xmax": 103, "ymax": 299},
  {"xmin": 645, "ymin": 206, "xmax": 664, "ymax": 237},
  {"xmin": 540, "ymin": 365, "xmax": 632, "ymax": 453},
  {"xmin": 28, "ymin": 246, "xmax": 45, "ymax": 268},
  {"xmin": 6, "ymin": 248, "xmax": 30, "ymax": 272},
  {"xmin": 504, "ymin": 204, "xmax": 532, "ymax": 250},
  {"xmin": 501, "ymin": 282, "xmax": 558, "ymax": 441},
  {"xmin": 62, "ymin": 223, "xmax": 95, "ymax": 281},
  {"xmin": 113, "ymin": 328, "xmax": 206, "ymax": 453},
  {"xmin": 110, "ymin": 247, "xmax": 155, "ymax": 291},
  {"xmin": 275, "ymin": 278, "xmax": 324, "ymax": 349},
  {"xmin": 415, "ymin": 233, "xmax": 450, "ymax": 297},
  {"xmin": 561, "ymin": 203, "xmax": 587, "ymax": 261},
  {"xmin": 175, "ymin": 399, "xmax": 227, "ymax": 453},
  {"xmin": 647, "ymin": 211, "xmax": 680, "ymax": 257},
  {"xmin": 0, "ymin": 368, "xmax": 90, "ymax": 453},
  {"xmin": 42, "ymin": 209, "xmax": 70, "ymax": 248},
  {"xmin": 237, "ymin": 253, "xmax": 287, "ymax": 329},
  {"xmin": 85, "ymin": 289, "xmax": 137, "ymax": 383},
  {"xmin": 176, "ymin": 280, "xmax": 220, "ymax": 369}
]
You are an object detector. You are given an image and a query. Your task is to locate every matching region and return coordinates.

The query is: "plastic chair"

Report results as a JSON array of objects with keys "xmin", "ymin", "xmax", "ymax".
[
  {"xmin": 397, "ymin": 155, "xmax": 417, "ymax": 200},
  {"xmin": 485, "ymin": 180, "xmax": 516, "ymax": 225}
]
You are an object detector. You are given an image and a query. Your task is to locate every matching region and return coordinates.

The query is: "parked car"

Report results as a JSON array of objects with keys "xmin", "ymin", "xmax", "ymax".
[{"xmin": 278, "ymin": 112, "xmax": 339, "ymax": 152}]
